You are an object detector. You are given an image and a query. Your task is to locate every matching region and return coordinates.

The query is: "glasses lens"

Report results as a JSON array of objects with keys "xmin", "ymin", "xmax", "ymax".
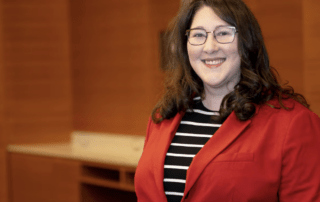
[
  {"xmin": 188, "ymin": 29, "xmax": 207, "ymax": 45},
  {"xmin": 215, "ymin": 27, "xmax": 235, "ymax": 43}
]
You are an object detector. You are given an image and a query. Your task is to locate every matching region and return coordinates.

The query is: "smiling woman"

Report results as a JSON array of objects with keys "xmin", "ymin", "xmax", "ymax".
[
  {"xmin": 134, "ymin": 0, "xmax": 320, "ymax": 202},
  {"xmin": 151, "ymin": 0, "xmax": 310, "ymax": 123},
  {"xmin": 187, "ymin": 6, "xmax": 241, "ymax": 111}
]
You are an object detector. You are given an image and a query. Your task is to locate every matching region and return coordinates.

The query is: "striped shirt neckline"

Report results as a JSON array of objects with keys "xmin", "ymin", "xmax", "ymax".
[{"xmin": 163, "ymin": 97, "xmax": 221, "ymax": 201}]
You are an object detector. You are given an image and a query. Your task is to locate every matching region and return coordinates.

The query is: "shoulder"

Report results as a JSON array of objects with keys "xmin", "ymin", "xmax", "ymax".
[
  {"xmin": 145, "ymin": 111, "xmax": 184, "ymax": 138},
  {"xmin": 259, "ymin": 97, "xmax": 316, "ymax": 117},
  {"xmin": 149, "ymin": 111, "xmax": 185, "ymax": 128},
  {"xmin": 254, "ymin": 98, "xmax": 320, "ymax": 130}
]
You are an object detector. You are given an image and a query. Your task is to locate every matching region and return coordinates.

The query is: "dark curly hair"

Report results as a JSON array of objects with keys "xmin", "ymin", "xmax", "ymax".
[{"xmin": 152, "ymin": 0, "xmax": 309, "ymax": 123}]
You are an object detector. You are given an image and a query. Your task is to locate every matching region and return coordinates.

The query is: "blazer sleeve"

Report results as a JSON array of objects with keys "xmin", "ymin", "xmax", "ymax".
[
  {"xmin": 279, "ymin": 110, "xmax": 320, "ymax": 201},
  {"xmin": 143, "ymin": 116, "xmax": 152, "ymax": 149}
]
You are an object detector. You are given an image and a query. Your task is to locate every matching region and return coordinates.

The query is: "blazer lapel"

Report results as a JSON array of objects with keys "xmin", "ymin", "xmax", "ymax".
[
  {"xmin": 153, "ymin": 111, "xmax": 185, "ymax": 198},
  {"xmin": 183, "ymin": 111, "xmax": 252, "ymax": 196}
]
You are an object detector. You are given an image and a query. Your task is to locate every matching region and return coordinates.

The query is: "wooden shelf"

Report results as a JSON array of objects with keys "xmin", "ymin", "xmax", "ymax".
[
  {"xmin": 81, "ymin": 184, "xmax": 137, "ymax": 202},
  {"xmin": 80, "ymin": 176, "xmax": 135, "ymax": 192},
  {"xmin": 80, "ymin": 163, "xmax": 135, "ymax": 192},
  {"xmin": 8, "ymin": 153, "xmax": 138, "ymax": 202},
  {"xmin": 82, "ymin": 165, "xmax": 120, "ymax": 182}
]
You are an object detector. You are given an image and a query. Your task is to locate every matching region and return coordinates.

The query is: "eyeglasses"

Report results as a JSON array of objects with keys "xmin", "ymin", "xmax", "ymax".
[{"xmin": 186, "ymin": 26, "xmax": 237, "ymax": 45}]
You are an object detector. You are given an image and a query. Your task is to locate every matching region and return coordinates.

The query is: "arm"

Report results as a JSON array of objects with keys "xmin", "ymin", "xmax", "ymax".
[
  {"xmin": 279, "ymin": 110, "xmax": 320, "ymax": 202},
  {"xmin": 143, "ymin": 116, "xmax": 153, "ymax": 150}
]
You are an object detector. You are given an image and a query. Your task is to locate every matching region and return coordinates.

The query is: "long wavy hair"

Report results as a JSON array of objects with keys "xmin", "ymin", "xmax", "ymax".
[{"xmin": 152, "ymin": 0, "xmax": 309, "ymax": 123}]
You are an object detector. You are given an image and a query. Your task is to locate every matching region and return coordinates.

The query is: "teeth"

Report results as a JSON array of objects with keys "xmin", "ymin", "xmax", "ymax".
[{"xmin": 204, "ymin": 59, "xmax": 225, "ymax": 65}]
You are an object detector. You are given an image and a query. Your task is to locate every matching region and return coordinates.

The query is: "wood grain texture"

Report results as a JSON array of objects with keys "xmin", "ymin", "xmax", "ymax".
[
  {"xmin": 303, "ymin": 0, "xmax": 320, "ymax": 115},
  {"xmin": 80, "ymin": 161, "xmax": 136, "ymax": 192},
  {"xmin": 70, "ymin": 0, "xmax": 157, "ymax": 135},
  {"xmin": 8, "ymin": 153, "xmax": 80, "ymax": 202},
  {"xmin": 0, "ymin": 0, "xmax": 4, "ymax": 148},
  {"xmin": 71, "ymin": 0, "xmax": 317, "ymax": 136},
  {"xmin": 0, "ymin": 149, "xmax": 8, "ymax": 202},
  {"xmin": 81, "ymin": 184, "xmax": 137, "ymax": 202},
  {"xmin": 0, "ymin": 1, "xmax": 8, "ymax": 202},
  {"xmin": 245, "ymin": 0, "xmax": 305, "ymax": 95},
  {"xmin": 70, "ymin": 0, "xmax": 181, "ymax": 135},
  {"xmin": 148, "ymin": 0, "xmax": 180, "ymax": 99},
  {"xmin": 2, "ymin": 0, "xmax": 72, "ymax": 144},
  {"xmin": 0, "ymin": 1, "xmax": 72, "ymax": 199}
]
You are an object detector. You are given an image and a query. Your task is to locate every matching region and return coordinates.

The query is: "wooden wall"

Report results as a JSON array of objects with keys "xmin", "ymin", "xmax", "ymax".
[
  {"xmin": 0, "ymin": 0, "xmax": 7, "ymax": 201},
  {"xmin": 70, "ymin": 0, "xmax": 180, "ymax": 135},
  {"xmin": 303, "ymin": 0, "xmax": 320, "ymax": 115},
  {"xmin": 0, "ymin": 0, "xmax": 318, "ymax": 147},
  {"xmin": 244, "ymin": 0, "xmax": 320, "ymax": 115},
  {"xmin": 70, "ymin": 0, "xmax": 151, "ymax": 136},
  {"xmin": 249, "ymin": 0, "xmax": 304, "ymax": 94},
  {"xmin": 1, "ymin": 0, "xmax": 72, "ymax": 144},
  {"xmin": 70, "ymin": 0, "xmax": 320, "ymax": 137},
  {"xmin": 0, "ymin": 0, "xmax": 72, "ymax": 201},
  {"xmin": 0, "ymin": 0, "xmax": 319, "ymax": 202}
]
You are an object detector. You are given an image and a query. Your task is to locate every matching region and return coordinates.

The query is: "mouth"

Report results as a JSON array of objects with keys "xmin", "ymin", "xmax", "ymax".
[{"xmin": 202, "ymin": 58, "xmax": 226, "ymax": 68}]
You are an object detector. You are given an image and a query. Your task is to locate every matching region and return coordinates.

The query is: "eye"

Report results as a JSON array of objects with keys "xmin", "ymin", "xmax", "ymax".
[
  {"xmin": 193, "ymin": 33, "xmax": 205, "ymax": 38},
  {"xmin": 190, "ymin": 30, "xmax": 206, "ymax": 38},
  {"xmin": 215, "ymin": 27, "xmax": 234, "ymax": 37},
  {"xmin": 216, "ymin": 31, "xmax": 232, "ymax": 36}
]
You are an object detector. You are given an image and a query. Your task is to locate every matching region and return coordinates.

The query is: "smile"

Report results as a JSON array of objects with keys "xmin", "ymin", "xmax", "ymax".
[{"xmin": 202, "ymin": 58, "xmax": 226, "ymax": 67}]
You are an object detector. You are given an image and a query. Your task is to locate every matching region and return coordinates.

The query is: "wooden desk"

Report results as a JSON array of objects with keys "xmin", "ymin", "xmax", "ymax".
[{"xmin": 7, "ymin": 143, "xmax": 138, "ymax": 202}]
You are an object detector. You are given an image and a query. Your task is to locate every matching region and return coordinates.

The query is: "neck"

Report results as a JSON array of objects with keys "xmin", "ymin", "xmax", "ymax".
[{"xmin": 202, "ymin": 85, "xmax": 233, "ymax": 111}]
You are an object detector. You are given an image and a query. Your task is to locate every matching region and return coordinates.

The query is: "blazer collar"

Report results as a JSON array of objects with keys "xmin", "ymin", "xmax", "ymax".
[
  {"xmin": 152, "ymin": 111, "xmax": 186, "ymax": 199},
  {"xmin": 183, "ymin": 110, "xmax": 252, "ymax": 199},
  {"xmin": 151, "ymin": 107, "xmax": 255, "ymax": 200}
]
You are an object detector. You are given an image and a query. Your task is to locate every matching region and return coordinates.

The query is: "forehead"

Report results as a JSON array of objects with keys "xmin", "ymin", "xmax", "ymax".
[{"xmin": 190, "ymin": 5, "xmax": 229, "ymax": 29}]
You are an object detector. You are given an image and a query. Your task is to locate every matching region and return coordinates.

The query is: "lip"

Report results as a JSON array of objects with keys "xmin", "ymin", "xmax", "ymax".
[{"xmin": 202, "ymin": 58, "xmax": 226, "ymax": 68}]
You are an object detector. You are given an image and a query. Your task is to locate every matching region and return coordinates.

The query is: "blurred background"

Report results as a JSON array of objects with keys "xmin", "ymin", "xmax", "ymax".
[{"xmin": 0, "ymin": 0, "xmax": 319, "ymax": 201}]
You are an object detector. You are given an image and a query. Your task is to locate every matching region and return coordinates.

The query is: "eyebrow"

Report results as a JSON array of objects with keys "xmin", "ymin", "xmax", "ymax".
[
  {"xmin": 190, "ymin": 26, "xmax": 205, "ymax": 29},
  {"xmin": 190, "ymin": 25, "xmax": 229, "ymax": 30}
]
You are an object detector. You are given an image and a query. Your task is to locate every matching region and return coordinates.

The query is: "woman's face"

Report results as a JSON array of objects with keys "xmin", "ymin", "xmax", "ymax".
[{"xmin": 187, "ymin": 6, "xmax": 241, "ymax": 93}]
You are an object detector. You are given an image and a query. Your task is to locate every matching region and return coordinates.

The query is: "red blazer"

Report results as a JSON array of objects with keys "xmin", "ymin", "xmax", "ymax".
[{"xmin": 134, "ymin": 99, "xmax": 320, "ymax": 202}]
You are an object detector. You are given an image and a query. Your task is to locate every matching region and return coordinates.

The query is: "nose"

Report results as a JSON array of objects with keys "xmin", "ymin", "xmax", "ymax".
[{"xmin": 203, "ymin": 32, "xmax": 219, "ymax": 53}]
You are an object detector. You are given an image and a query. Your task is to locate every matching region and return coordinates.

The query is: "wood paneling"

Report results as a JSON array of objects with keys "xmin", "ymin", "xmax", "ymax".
[
  {"xmin": 0, "ymin": 0, "xmax": 4, "ymax": 148},
  {"xmin": 71, "ymin": 0, "xmax": 320, "ymax": 137},
  {"xmin": 0, "ymin": 1, "xmax": 72, "ymax": 201},
  {"xmin": 1, "ymin": 0, "xmax": 72, "ymax": 144},
  {"xmin": 0, "ymin": 1, "xmax": 319, "ymax": 202},
  {"xmin": 81, "ymin": 184, "xmax": 137, "ymax": 202},
  {"xmin": 148, "ymin": 0, "xmax": 180, "ymax": 96},
  {"xmin": 0, "ymin": 149, "xmax": 7, "ymax": 202},
  {"xmin": 70, "ymin": 0, "xmax": 169, "ymax": 135},
  {"xmin": 244, "ymin": 0, "xmax": 320, "ymax": 115},
  {"xmin": 8, "ymin": 153, "xmax": 80, "ymax": 202},
  {"xmin": 70, "ymin": 0, "xmax": 180, "ymax": 135},
  {"xmin": 245, "ymin": 0, "xmax": 304, "ymax": 95},
  {"xmin": 0, "ymin": 1, "xmax": 8, "ymax": 202},
  {"xmin": 303, "ymin": 0, "xmax": 320, "ymax": 115}
]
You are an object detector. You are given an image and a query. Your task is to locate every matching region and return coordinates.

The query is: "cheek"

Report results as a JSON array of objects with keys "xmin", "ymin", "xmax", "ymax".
[
  {"xmin": 225, "ymin": 43, "xmax": 241, "ymax": 66},
  {"xmin": 187, "ymin": 44, "xmax": 193, "ymax": 60},
  {"xmin": 187, "ymin": 45, "xmax": 201, "ymax": 63},
  {"xmin": 230, "ymin": 39, "xmax": 240, "ymax": 61}
]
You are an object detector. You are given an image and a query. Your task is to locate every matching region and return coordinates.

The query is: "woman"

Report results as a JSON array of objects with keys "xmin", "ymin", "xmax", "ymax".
[{"xmin": 134, "ymin": 0, "xmax": 320, "ymax": 201}]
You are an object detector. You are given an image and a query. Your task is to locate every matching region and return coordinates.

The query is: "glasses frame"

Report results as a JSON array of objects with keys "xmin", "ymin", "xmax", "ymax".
[{"xmin": 185, "ymin": 25, "xmax": 238, "ymax": 46}]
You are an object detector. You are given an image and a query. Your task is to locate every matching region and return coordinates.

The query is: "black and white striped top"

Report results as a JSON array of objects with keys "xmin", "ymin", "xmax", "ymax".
[{"xmin": 163, "ymin": 97, "xmax": 222, "ymax": 202}]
